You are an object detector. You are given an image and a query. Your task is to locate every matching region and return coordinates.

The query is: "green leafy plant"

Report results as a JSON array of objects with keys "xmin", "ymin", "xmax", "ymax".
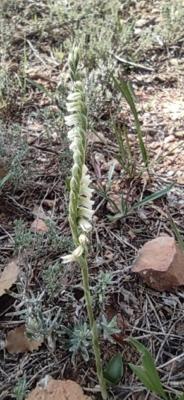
[
  {"xmin": 94, "ymin": 161, "xmax": 125, "ymax": 214},
  {"xmin": 129, "ymin": 338, "xmax": 184, "ymax": 400},
  {"xmin": 104, "ymin": 354, "xmax": 124, "ymax": 385},
  {"xmin": 48, "ymin": 0, "xmax": 134, "ymax": 69},
  {"xmin": 113, "ymin": 122, "xmax": 135, "ymax": 178},
  {"xmin": 112, "ymin": 76, "xmax": 149, "ymax": 169},
  {"xmin": 101, "ymin": 315, "xmax": 120, "ymax": 342},
  {"xmin": 129, "ymin": 338, "xmax": 167, "ymax": 399},
  {"xmin": 13, "ymin": 376, "xmax": 27, "ymax": 400},
  {"xmin": 0, "ymin": 137, "xmax": 28, "ymax": 190},
  {"xmin": 68, "ymin": 322, "xmax": 91, "ymax": 363},
  {"xmin": 46, "ymin": 220, "xmax": 73, "ymax": 253},
  {"xmin": 168, "ymin": 214, "xmax": 184, "ymax": 251},
  {"xmin": 159, "ymin": 0, "xmax": 184, "ymax": 43},
  {"xmin": 42, "ymin": 261, "xmax": 64, "ymax": 299},
  {"xmin": 62, "ymin": 47, "xmax": 107, "ymax": 399},
  {"xmin": 14, "ymin": 219, "xmax": 33, "ymax": 251},
  {"xmin": 13, "ymin": 286, "xmax": 62, "ymax": 351},
  {"xmin": 93, "ymin": 271, "xmax": 113, "ymax": 307},
  {"xmin": 109, "ymin": 184, "xmax": 173, "ymax": 221},
  {"xmin": 0, "ymin": 171, "xmax": 11, "ymax": 189}
]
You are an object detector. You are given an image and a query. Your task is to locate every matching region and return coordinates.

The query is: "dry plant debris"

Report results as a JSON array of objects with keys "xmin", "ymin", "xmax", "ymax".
[
  {"xmin": 26, "ymin": 377, "xmax": 91, "ymax": 400},
  {"xmin": 5, "ymin": 325, "xmax": 43, "ymax": 353},
  {"xmin": 133, "ymin": 236, "xmax": 184, "ymax": 291},
  {"xmin": 0, "ymin": 158, "xmax": 9, "ymax": 179},
  {"xmin": 0, "ymin": 259, "xmax": 19, "ymax": 296}
]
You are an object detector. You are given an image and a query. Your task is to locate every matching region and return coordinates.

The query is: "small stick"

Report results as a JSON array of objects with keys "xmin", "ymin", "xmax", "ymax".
[
  {"xmin": 113, "ymin": 53, "xmax": 154, "ymax": 72},
  {"xmin": 158, "ymin": 352, "xmax": 184, "ymax": 370},
  {"xmin": 27, "ymin": 39, "xmax": 46, "ymax": 66}
]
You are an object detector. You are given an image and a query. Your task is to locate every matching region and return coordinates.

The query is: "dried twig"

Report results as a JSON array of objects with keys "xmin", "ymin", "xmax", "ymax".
[{"xmin": 113, "ymin": 53, "xmax": 154, "ymax": 72}]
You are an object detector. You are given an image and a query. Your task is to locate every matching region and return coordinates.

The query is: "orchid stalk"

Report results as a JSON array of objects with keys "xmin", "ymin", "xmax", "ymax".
[{"xmin": 62, "ymin": 47, "xmax": 107, "ymax": 400}]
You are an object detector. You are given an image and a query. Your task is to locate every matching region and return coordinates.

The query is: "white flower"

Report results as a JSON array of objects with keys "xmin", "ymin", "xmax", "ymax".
[
  {"xmin": 69, "ymin": 137, "xmax": 79, "ymax": 151},
  {"xmin": 78, "ymin": 218, "xmax": 92, "ymax": 232},
  {"xmin": 75, "ymin": 164, "xmax": 94, "ymax": 233},
  {"xmin": 80, "ymin": 168, "xmax": 93, "ymax": 193},
  {"xmin": 79, "ymin": 234, "xmax": 88, "ymax": 244},
  {"xmin": 81, "ymin": 174, "xmax": 91, "ymax": 187},
  {"xmin": 62, "ymin": 254, "xmax": 75, "ymax": 264},
  {"xmin": 65, "ymin": 114, "xmax": 78, "ymax": 126},
  {"xmin": 67, "ymin": 91, "xmax": 81, "ymax": 101},
  {"xmin": 79, "ymin": 196, "xmax": 94, "ymax": 209},
  {"xmin": 67, "ymin": 127, "xmax": 79, "ymax": 141},
  {"xmin": 62, "ymin": 233, "xmax": 89, "ymax": 264},
  {"xmin": 62, "ymin": 244, "xmax": 84, "ymax": 264},
  {"xmin": 65, "ymin": 57, "xmax": 94, "ymax": 238},
  {"xmin": 66, "ymin": 102, "xmax": 79, "ymax": 113},
  {"xmin": 79, "ymin": 206, "xmax": 94, "ymax": 219},
  {"xmin": 67, "ymin": 100, "xmax": 84, "ymax": 114},
  {"xmin": 80, "ymin": 186, "xmax": 94, "ymax": 197}
]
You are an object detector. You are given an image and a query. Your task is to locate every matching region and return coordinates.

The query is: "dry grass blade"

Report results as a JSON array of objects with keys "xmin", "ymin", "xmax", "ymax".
[{"xmin": 112, "ymin": 75, "xmax": 149, "ymax": 168}]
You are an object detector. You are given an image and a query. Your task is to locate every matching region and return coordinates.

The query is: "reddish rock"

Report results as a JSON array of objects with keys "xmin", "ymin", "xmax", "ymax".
[
  {"xmin": 132, "ymin": 236, "xmax": 184, "ymax": 291},
  {"xmin": 31, "ymin": 218, "xmax": 48, "ymax": 233},
  {"xmin": 26, "ymin": 377, "xmax": 91, "ymax": 400}
]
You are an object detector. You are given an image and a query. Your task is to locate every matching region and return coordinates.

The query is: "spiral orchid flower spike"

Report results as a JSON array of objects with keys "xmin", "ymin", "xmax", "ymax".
[{"xmin": 62, "ymin": 47, "xmax": 107, "ymax": 400}]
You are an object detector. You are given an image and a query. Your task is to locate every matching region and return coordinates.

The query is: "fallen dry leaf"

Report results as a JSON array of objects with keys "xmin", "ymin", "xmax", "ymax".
[
  {"xmin": 0, "ymin": 259, "xmax": 19, "ymax": 296},
  {"xmin": 26, "ymin": 377, "xmax": 91, "ymax": 400},
  {"xmin": 6, "ymin": 325, "xmax": 43, "ymax": 353},
  {"xmin": 31, "ymin": 218, "xmax": 48, "ymax": 233}
]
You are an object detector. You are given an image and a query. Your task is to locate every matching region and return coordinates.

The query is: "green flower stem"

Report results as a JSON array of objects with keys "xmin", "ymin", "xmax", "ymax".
[
  {"xmin": 79, "ymin": 253, "xmax": 108, "ymax": 400},
  {"xmin": 65, "ymin": 47, "xmax": 108, "ymax": 400}
]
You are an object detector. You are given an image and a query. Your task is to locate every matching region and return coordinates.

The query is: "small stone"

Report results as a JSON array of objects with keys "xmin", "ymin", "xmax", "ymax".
[
  {"xmin": 102, "ymin": 159, "xmax": 122, "ymax": 173},
  {"xmin": 26, "ymin": 377, "xmax": 91, "ymax": 400},
  {"xmin": 31, "ymin": 219, "xmax": 48, "ymax": 233},
  {"xmin": 132, "ymin": 236, "xmax": 184, "ymax": 291}
]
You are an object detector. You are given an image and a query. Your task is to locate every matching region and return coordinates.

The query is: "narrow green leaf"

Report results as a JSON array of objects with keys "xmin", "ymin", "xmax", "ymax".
[
  {"xmin": 0, "ymin": 173, "xmax": 11, "ymax": 188},
  {"xmin": 107, "ymin": 211, "xmax": 127, "ymax": 221},
  {"xmin": 26, "ymin": 78, "xmax": 51, "ymax": 97},
  {"xmin": 112, "ymin": 76, "xmax": 148, "ymax": 167},
  {"xmin": 129, "ymin": 364, "xmax": 156, "ymax": 392},
  {"xmin": 120, "ymin": 194, "xmax": 129, "ymax": 215},
  {"xmin": 169, "ymin": 215, "xmax": 184, "ymax": 251},
  {"xmin": 129, "ymin": 338, "xmax": 159, "ymax": 381},
  {"xmin": 129, "ymin": 339, "xmax": 168, "ymax": 400},
  {"xmin": 132, "ymin": 184, "xmax": 173, "ymax": 209},
  {"xmin": 140, "ymin": 353, "xmax": 165, "ymax": 398},
  {"xmin": 108, "ymin": 185, "xmax": 172, "ymax": 221},
  {"xmin": 104, "ymin": 354, "xmax": 124, "ymax": 385},
  {"xmin": 178, "ymin": 394, "xmax": 184, "ymax": 400}
]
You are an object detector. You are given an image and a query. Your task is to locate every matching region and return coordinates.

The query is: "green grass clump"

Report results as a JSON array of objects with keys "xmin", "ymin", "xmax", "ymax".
[{"xmin": 42, "ymin": 261, "xmax": 64, "ymax": 299}]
